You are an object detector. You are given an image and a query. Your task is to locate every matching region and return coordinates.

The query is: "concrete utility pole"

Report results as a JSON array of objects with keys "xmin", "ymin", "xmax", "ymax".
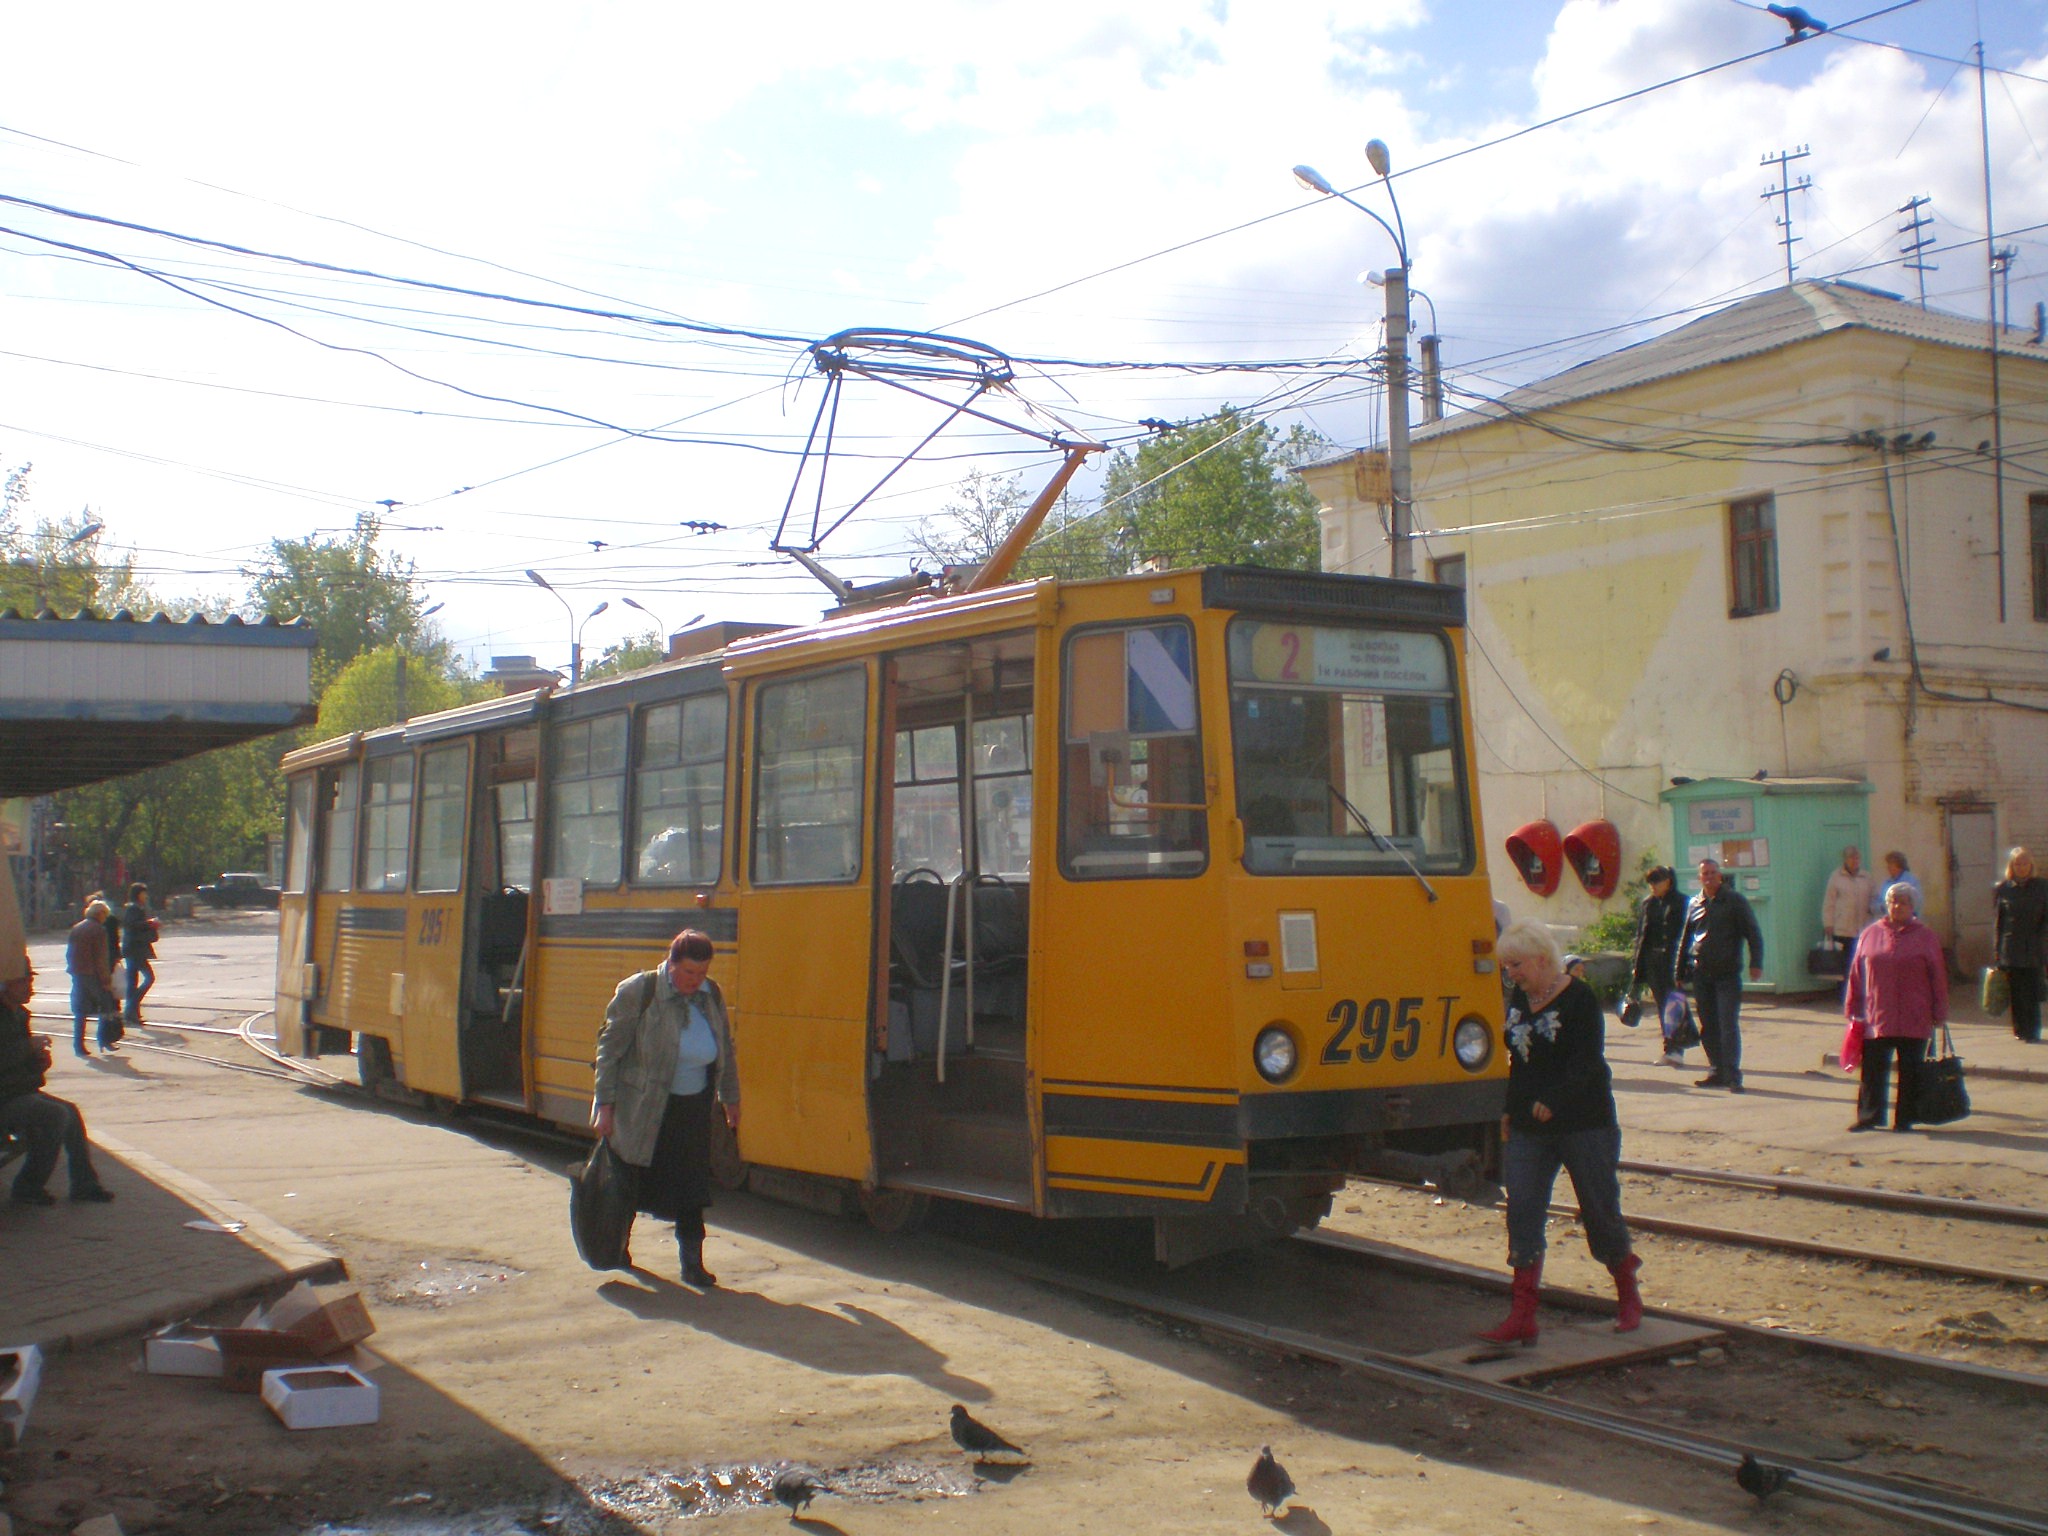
[{"xmin": 1382, "ymin": 265, "xmax": 1414, "ymax": 580}]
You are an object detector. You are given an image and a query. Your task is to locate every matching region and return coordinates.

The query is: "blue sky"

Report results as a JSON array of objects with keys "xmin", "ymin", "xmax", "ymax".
[{"xmin": 1, "ymin": 0, "xmax": 2042, "ymax": 671}]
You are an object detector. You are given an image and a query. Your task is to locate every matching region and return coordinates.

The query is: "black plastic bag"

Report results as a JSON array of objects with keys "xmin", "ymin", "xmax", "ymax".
[
  {"xmin": 1661, "ymin": 993, "xmax": 1702, "ymax": 1051},
  {"xmin": 570, "ymin": 1138, "xmax": 640, "ymax": 1271},
  {"xmin": 1914, "ymin": 1026, "xmax": 1970, "ymax": 1125}
]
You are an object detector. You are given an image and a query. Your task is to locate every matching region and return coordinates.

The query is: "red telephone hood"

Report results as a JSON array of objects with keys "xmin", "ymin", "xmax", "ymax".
[
  {"xmin": 1564, "ymin": 819, "xmax": 1622, "ymax": 900},
  {"xmin": 1504, "ymin": 819, "xmax": 1562, "ymax": 896}
]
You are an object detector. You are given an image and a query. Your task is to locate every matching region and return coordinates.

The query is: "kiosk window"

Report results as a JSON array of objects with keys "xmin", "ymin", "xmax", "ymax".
[{"xmin": 1060, "ymin": 622, "xmax": 1206, "ymax": 879}]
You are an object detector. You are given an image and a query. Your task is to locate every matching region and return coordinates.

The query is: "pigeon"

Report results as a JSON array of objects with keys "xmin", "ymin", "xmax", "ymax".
[
  {"xmin": 771, "ymin": 1468, "xmax": 827, "ymax": 1517},
  {"xmin": 949, "ymin": 1404, "xmax": 1027, "ymax": 1462},
  {"xmin": 1736, "ymin": 1453, "xmax": 1792, "ymax": 1501},
  {"xmin": 1247, "ymin": 1445, "xmax": 1296, "ymax": 1518},
  {"xmin": 1765, "ymin": 4, "xmax": 1828, "ymax": 40}
]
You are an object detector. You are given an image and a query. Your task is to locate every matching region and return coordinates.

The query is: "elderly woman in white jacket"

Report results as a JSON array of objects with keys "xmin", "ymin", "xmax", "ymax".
[{"xmin": 592, "ymin": 929, "xmax": 740, "ymax": 1288}]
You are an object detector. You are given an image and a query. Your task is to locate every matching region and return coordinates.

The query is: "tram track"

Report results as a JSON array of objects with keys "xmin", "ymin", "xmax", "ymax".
[{"xmin": 954, "ymin": 1224, "xmax": 2048, "ymax": 1536}]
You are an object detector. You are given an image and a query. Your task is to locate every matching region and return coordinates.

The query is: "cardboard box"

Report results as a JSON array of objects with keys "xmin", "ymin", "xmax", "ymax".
[
  {"xmin": 260, "ymin": 1364, "xmax": 379, "ymax": 1430},
  {"xmin": 143, "ymin": 1327, "xmax": 224, "ymax": 1378},
  {"xmin": 211, "ymin": 1284, "xmax": 375, "ymax": 1392},
  {"xmin": 0, "ymin": 1344, "xmax": 43, "ymax": 1446}
]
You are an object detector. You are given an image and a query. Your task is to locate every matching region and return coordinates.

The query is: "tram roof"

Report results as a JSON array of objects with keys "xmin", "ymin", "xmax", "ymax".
[{"xmin": 0, "ymin": 611, "xmax": 316, "ymax": 796}]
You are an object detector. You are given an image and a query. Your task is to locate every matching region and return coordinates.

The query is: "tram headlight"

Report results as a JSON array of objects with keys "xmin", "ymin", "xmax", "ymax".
[
  {"xmin": 1452, "ymin": 1014, "xmax": 1494, "ymax": 1072},
  {"xmin": 1254, "ymin": 1025, "xmax": 1299, "ymax": 1084}
]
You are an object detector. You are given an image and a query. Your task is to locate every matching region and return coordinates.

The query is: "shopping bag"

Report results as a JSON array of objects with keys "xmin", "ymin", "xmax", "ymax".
[
  {"xmin": 1806, "ymin": 943, "xmax": 1848, "ymax": 979},
  {"xmin": 569, "ymin": 1138, "xmax": 640, "ymax": 1271},
  {"xmin": 1981, "ymin": 967, "xmax": 2009, "ymax": 1018},
  {"xmin": 1661, "ymin": 993, "xmax": 1701, "ymax": 1050},
  {"xmin": 1839, "ymin": 1018, "xmax": 1864, "ymax": 1073},
  {"xmin": 1914, "ymin": 1025, "xmax": 1970, "ymax": 1124},
  {"xmin": 1617, "ymin": 996, "xmax": 1642, "ymax": 1028}
]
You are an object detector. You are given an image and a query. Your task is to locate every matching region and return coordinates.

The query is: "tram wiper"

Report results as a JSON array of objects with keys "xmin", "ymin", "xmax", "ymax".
[{"xmin": 1325, "ymin": 783, "xmax": 1437, "ymax": 902}]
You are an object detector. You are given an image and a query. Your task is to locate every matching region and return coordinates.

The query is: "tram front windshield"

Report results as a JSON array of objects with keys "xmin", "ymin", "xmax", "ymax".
[{"xmin": 1227, "ymin": 618, "xmax": 1472, "ymax": 876}]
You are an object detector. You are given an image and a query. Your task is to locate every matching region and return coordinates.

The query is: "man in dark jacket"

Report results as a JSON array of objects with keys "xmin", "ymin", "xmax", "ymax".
[
  {"xmin": 1631, "ymin": 866, "xmax": 1689, "ymax": 1066},
  {"xmin": 1676, "ymin": 858, "xmax": 1764, "ymax": 1092},
  {"xmin": 120, "ymin": 882, "xmax": 157, "ymax": 1026},
  {"xmin": 0, "ymin": 967, "xmax": 115, "ymax": 1204}
]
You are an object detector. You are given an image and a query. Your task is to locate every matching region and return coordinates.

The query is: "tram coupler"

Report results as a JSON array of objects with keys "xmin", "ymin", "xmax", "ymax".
[
  {"xmin": 1153, "ymin": 1188, "xmax": 1332, "ymax": 1269},
  {"xmin": 1355, "ymin": 1147, "xmax": 1494, "ymax": 1204}
]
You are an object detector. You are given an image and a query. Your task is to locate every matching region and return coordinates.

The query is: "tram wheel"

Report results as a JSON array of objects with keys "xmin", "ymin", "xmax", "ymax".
[
  {"xmin": 858, "ymin": 1186, "xmax": 930, "ymax": 1235},
  {"xmin": 356, "ymin": 1033, "xmax": 394, "ymax": 1091},
  {"xmin": 708, "ymin": 1110, "xmax": 749, "ymax": 1192}
]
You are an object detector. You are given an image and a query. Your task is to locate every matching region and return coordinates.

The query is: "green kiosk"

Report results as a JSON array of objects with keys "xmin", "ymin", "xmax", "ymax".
[{"xmin": 1660, "ymin": 777, "xmax": 1873, "ymax": 994}]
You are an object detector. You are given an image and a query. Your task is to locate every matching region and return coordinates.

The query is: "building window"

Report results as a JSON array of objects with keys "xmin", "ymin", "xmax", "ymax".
[
  {"xmin": 2031, "ymin": 494, "xmax": 2048, "ymax": 623},
  {"xmin": 1729, "ymin": 495, "xmax": 1779, "ymax": 617},
  {"xmin": 1431, "ymin": 553, "xmax": 1466, "ymax": 589}
]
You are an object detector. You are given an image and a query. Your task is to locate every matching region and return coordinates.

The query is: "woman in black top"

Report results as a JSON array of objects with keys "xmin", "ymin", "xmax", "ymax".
[
  {"xmin": 1631, "ymin": 866, "xmax": 1687, "ymax": 1065},
  {"xmin": 1994, "ymin": 848, "xmax": 2048, "ymax": 1044},
  {"xmin": 1479, "ymin": 920, "xmax": 1641, "ymax": 1345}
]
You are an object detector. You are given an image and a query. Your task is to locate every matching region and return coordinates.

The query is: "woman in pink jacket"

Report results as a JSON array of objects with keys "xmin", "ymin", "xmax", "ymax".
[{"xmin": 1844, "ymin": 883, "xmax": 1948, "ymax": 1133}]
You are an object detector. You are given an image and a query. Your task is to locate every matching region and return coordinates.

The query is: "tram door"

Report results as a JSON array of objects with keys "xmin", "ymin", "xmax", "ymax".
[
  {"xmin": 457, "ymin": 728, "xmax": 537, "ymax": 1107},
  {"xmin": 870, "ymin": 633, "xmax": 1036, "ymax": 1204},
  {"xmin": 396, "ymin": 742, "xmax": 469, "ymax": 1098},
  {"xmin": 735, "ymin": 665, "xmax": 875, "ymax": 1179}
]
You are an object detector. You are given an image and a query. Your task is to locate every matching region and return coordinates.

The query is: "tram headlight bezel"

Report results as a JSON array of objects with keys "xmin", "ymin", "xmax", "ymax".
[
  {"xmin": 1452, "ymin": 1014, "xmax": 1494, "ymax": 1072},
  {"xmin": 1254, "ymin": 1024, "xmax": 1300, "ymax": 1085}
]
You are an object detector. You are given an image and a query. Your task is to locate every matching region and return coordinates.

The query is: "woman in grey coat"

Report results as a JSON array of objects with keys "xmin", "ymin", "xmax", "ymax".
[{"xmin": 591, "ymin": 929, "xmax": 740, "ymax": 1287}]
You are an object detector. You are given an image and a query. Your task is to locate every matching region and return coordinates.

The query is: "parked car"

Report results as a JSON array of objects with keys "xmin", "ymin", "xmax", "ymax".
[{"xmin": 197, "ymin": 872, "xmax": 282, "ymax": 909}]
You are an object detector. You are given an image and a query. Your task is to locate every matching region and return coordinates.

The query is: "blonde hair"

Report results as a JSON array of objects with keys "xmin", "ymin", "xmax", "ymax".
[
  {"xmin": 1496, "ymin": 918, "xmax": 1563, "ymax": 968},
  {"xmin": 84, "ymin": 899, "xmax": 111, "ymax": 921},
  {"xmin": 2007, "ymin": 847, "xmax": 2035, "ymax": 882}
]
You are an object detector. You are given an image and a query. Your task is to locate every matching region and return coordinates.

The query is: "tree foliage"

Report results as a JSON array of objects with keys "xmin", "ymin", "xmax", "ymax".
[
  {"xmin": 1098, "ymin": 407, "xmax": 1328, "ymax": 571},
  {"xmin": 316, "ymin": 646, "xmax": 466, "ymax": 737},
  {"xmin": 250, "ymin": 514, "xmax": 442, "ymax": 690},
  {"xmin": 916, "ymin": 470, "xmax": 1119, "ymax": 583},
  {"xmin": 584, "ymin": 631, "xmax": 666, "ymax": 683}
]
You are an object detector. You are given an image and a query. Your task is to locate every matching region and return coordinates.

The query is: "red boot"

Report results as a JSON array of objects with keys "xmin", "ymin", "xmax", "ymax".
[
  {"xmin": 1610, "ymin": 1253, "xmax": 1644, "ymax": 1333},
  {"xmin": 1478, "ymin": 1261, "xmax": 1542, "ymax": 1346}
]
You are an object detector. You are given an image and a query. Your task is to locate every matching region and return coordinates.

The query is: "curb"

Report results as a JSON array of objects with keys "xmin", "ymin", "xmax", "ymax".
[{"xmin": 31, "ymin": 1131, "xmax": 346, "ymax": 1354}]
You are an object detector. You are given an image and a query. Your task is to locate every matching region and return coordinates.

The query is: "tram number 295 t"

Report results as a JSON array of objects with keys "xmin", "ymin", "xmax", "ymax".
[{"xmin": 1322, "ymin": 996, "xmax": 1465, "ymax": 1065}]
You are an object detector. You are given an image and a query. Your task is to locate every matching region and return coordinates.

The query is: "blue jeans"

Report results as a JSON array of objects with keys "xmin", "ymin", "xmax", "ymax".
[
  {"xmin": 1504, "ymin": 1123, "xmax": 1631, "ymax": 1269},
  {"xmin": 1693, "ymin": 973, "xmax": 1745, "ymax": 1082},
  {"xmin": 1, "ymin": 1091, "xmax": 105, "ymax": 1198},
  {"xmin": 125, "ymin": 959, "xmax": 154, "ymax": 1020}
]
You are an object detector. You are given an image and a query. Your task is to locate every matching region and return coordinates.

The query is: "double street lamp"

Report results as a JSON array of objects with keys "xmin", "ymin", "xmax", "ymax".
[
  {"xmin": 1294, "ymin": 141, "xmax": 1420, "ymax": 580},
  {"xmin": 525, "ymin": 569, "xmax": 608, "ymax": 687}
]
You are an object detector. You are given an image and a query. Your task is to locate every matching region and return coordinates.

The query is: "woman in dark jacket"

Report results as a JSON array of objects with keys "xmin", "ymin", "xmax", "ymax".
[
  {"xmin": 1479, "ymin": 920, "xmax": 1642, "ymax": 1346},
  {"xmin": 89, "ymin": 893, "xmax": 124, "ymax": 1051},
  {"xmin": 1631, "ymin": 866, "xmax": 1687, "ymax": 1065},
  {"xmin": 1994, "ymin": 848, "xmax": 2048, "ymax": 1043}
]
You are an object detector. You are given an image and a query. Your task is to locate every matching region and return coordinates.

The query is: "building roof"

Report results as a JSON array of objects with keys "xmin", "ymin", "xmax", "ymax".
[
  {"xmin": 0, "ymin": 611, "xmax": 316, "ymax": 795},
  {"xmin": 1419, "ymin": 280, "xmax": 2048, "ymax": 442}
]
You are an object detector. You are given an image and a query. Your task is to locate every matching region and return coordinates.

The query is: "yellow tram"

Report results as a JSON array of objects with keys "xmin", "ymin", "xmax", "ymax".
[{"xmin": 275, "ymin": 565, "xmax": 1507, "ymax": 1260}]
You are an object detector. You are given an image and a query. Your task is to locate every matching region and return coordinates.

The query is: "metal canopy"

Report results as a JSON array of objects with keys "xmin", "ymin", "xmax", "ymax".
[{"xmin": 0, "ymin": 612, "xmax": 317, "ymax": 796}]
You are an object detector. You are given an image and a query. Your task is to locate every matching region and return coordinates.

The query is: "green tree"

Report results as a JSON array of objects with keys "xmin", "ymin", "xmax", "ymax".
[
  {"xmin": 316, "ymin": 646, "xmax": 464, "ymax": 737},
  {"xmin": 584, "ymin": 631, "xmax": 666, "ymax": 683},
  {"xmin": 915, "ymin": 470, "xmax": 1119, "ymax": 583},
  {"xmin": 0, "ymin": 462, "xmax": 148, "ymax": 615},
  {"xmin": 249, "ymin": 514, "xmax": 441, "ymax": 690},
  {"xmin": 1097, "ymin": 407, "xmax": 1329, "ymax": 571}
]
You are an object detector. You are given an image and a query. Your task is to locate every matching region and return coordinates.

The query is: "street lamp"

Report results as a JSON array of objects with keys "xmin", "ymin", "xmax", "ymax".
[
  {"xmin": 1295, "ymin": 144, "xmax": 1419, "ymax": 579},
  {"xmin": 38, "ymin": 519, "xmax": 105, "ymax": 612},
  {"xmin": 524, "ymin": 569, "xmax": 578, "ymax": 685},
  {"xmin": 575, "ymin": 600, "xmax": 610, "ymax": 686}
]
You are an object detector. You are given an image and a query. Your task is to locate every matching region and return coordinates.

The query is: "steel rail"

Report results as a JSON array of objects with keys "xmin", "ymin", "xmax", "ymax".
[
  {"xmin": 969, "ymin": 1244, "xmax": 2048, "ymax": 1536},
  {"xmin": 1619, "ymin": 1159, "xmax": 2048, "ymax": 1229},
  {"xmin": 236, "ymin": 1010, "xmax": 350, "ymax": 1088},
  {"xmin": 111, "ymin": 1040, "xmax": 307, "ymax": 1083},
  {"xmin": 1544, "ymin": 1201, "xmax": 2048, "ymax": 1290}
]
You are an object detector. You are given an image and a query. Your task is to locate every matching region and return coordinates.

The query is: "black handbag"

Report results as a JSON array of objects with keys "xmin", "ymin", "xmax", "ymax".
[
  {"xmin": 1806, "ymin": 943, "xmax": 1848, "ymax": 979},
  {"xmin": 1661, "ymin": 992, "xmax": 1702, "ymax": 1051},
  {"xmin": 1914, "ymin": 1024, "xmax": 1970, "ymax": 1125},
  {"xmin": 569, "ymin": 1138, "xmax": 641, "ymax": 1271}
]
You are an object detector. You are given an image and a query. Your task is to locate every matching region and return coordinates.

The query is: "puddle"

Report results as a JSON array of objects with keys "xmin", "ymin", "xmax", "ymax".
[
  {"xmin": 587, "ymin": 1458, "xmax": 980, "ymax": 1521},
  {"xmin": 371, "ymin": 1259, "xmax": 526, "ymax": 1307}
]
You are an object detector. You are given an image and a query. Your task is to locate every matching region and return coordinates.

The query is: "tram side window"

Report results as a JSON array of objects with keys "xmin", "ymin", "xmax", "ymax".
[
  {"xmin": 284, "ymin": 776, "xmax": 315, "ymax": 894},
  {"xmin": 634, "ymin": 693, "xmax": 727, "ymax": 885},
  {"xmin": 550, "ymin": 714, "xmax": 627, "ymax": 886},
  {"xmin": 496, "ymin": 781, "xmax": 536, "ymax": 892},
  {"xmin": 318, "ymin": 763, "xmax": 359, "ymax": 893},
  {"xmin": 752, "ymin": 668, "xmax": 866, "ymax": 885},
  {"xmin": 414, "ymin": 746, "xmax": 467, "ymax": 892},
  {"xmin": 893, "ymin": 724, "xmax": 962, "ymax": 881},
  {"xmin": 1060, "ymin": 623, "xmax": 1206, "ymax": 879},
  {"xmin": 359, "ymin": 757, "xmax": 414, "ymax": 892},
  {"xmin": 973, "ymin": 715, "xmax": 1032, "ymax": 879}
]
